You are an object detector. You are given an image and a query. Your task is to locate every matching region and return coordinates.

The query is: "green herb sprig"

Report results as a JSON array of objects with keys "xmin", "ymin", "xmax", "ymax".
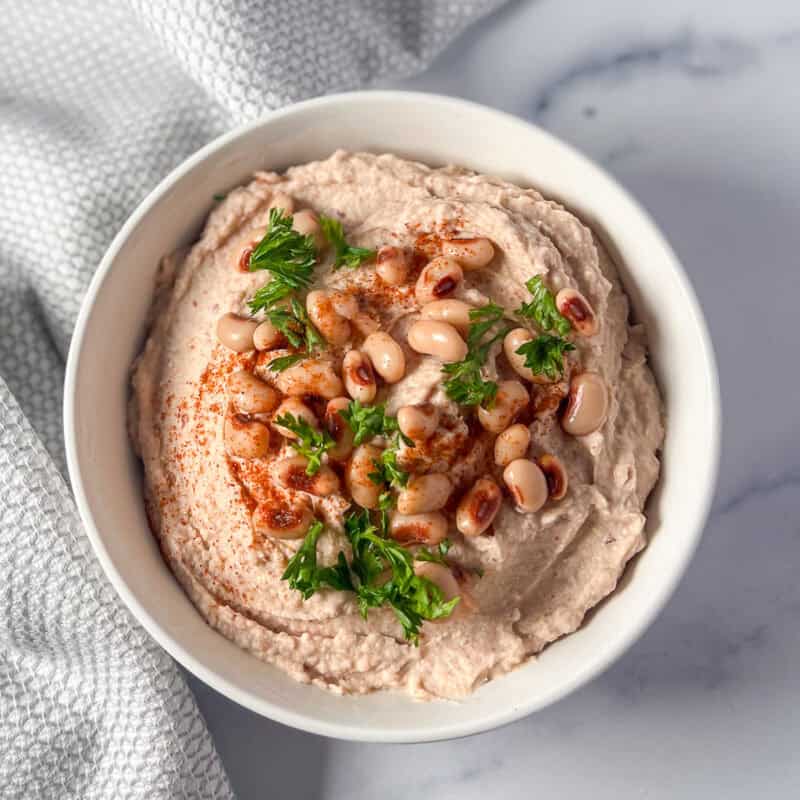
[
  {"xmin": 516, "ymin": 276, "xmax": 571, "ymax": 336},
  {"xmin": 273, "ymin": 412, "xmax": 334, "ymax": 475},
  {"xmin": 515, "ymin": 334, "xmax": 575, "ymax": 380},
  {"xmin": 442, "ymin": 302, "xmax": 510, "ymax": 408},
  {"xmin": 319, "ymin": 216, "xmax": 375, "ymax": 270}
]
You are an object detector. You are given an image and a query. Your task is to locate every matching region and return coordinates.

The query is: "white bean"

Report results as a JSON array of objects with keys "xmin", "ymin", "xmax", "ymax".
[
  {"xmin": 324, "ymin": 397, "xmax": 355, "ymax": 461},
  {"xmin": 224, "ymin": 413, "xmax": 271, "ymax": 459},
  {"xmin": 414, "ymin": 257, "xmax": 463, "ymax": 304},
  {"xmin": 556, "ymin": 288, "xmax": 598, "ymax": 337},
  {"xmin": 420, "ymin": 299, "xmax": 474, "ymax": 335},
  {"xmin": 376, "ymin": 245, "xmax": 411, "ymax": 285},
  {"xmin": 275, "ymin": 358, "xmax": 343, "ymax": 399},
  {"xmin": 342, "ymin": 350, "xmax": 377, "ymax": 403},
  {"xmin": 561, "ymin": 372, "xmax": 608, "ymax": 436},
  {"xmin": 503, "ymin": 459, "xmax": 548, "ymax": 512},
  {"xmin": 216, "ymin": 313, "xmax": 258, "ymax": 353},
  {"xmin": 397, "ymin": 403, "xmax": 440, "ymax": 442},
  {"xmin": 388, "ymin": 512, "xmax": 448, "ymax": 545},
  {"xmin": 275, "ymin": 455, "xmax": 341, "ymax": 497},
  {"xmin": 306, "ymin": 290, "xmax": 351, "ymax": 346},
  {"xmin": 456, "ymin": 477, "xmax": 503, "ymax": 537},
  {"xmin": 477, "ymin": 380, "xmax": 529, "ymax": 433},
  {"xmin": 271, "ymin": 397, "xmax": 318, "ymax": 438},
  {"xmin": 227, "ymin": 370, "xmax": 280, "ymax": 415},
  {"xmin": 396, "ymin": 473, "xmax": 452, "ymax": 514},
  {"xmin": 494, "ymin": 423, "xmax": 531, "ymax": 467},
  {"xmin": 441, "ymin": 237, "xmax": 495, "ymax": 270},
  {"xmin": 253, "ymin": 319, "xmax": 283, "ymax": 351},
  {"xmin": 362, "ymin": 331, "xmax": 406, "ymax": 383},
  {"xmin": 503, "ymin": 328, "xmax": 536, "ymax": 382},
  {"xmin": 536, "ymin": 453, "xmax": 568, "ymax": 500},
  {"xmin": 346, "ymin": 444, "xmax": 383, "ymax": 509},
  {"xmin": 291, "ymin": 209, "xmax": 325, "ymax": 250},
  {"xmin": 252, "ymin": 501, "xmax": 312, "ymax": 540},
  {"xmin": 407, "ymin": 320, "xmax": 467, "ymax": 362}
]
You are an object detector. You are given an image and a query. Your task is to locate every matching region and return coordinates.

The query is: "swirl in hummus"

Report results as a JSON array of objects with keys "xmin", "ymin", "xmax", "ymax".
[{"xmin": 129, "ymin": 151, "xmax": 664, "ymax": 699}]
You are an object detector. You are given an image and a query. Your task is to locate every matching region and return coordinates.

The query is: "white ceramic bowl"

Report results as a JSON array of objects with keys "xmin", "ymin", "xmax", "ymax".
[{"xmin": 64, "ymin": 91, "xmax": 719, "ymax": 743}]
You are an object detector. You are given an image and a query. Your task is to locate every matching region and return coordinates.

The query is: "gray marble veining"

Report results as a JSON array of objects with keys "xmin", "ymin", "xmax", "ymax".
[{"xmin": 191, "ymin": 0, "xmax": 800, "ymax": 796}]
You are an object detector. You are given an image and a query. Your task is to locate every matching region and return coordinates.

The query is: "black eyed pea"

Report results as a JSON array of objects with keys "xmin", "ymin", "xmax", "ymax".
[
  {"xmin": 324, "ymin": 397, "xmax": 356, "ymax": 461},
  {"xmin": 396, "ymin": 473, "xmax": 452, "ymax": 515},
  {"xmin": 342, "ymin": 350, "xmax": 377, "ymax": 404},
  {"xmin": 376, "ymin": 245, "xmax": 411, "ymax": 286},
  {"xmin": 397, "ymin": 403, "xmax": 440, "ymax": 442},
  {"xmin": 420, "ymin": 299, "xmax": 474, "ymax": 336},
  {"xmin": 388, "ymin": 511, "xmax": 448, "ymax": 545},
  {"xmin": 216, "ymin": 313, "xmax": 259, "ymax": 353},
  {"xmin": 441, "ymin": 237, "xmax": 495, "ymax": 270},
  {"xmin": 407, "ymin": 320, "xmax": 468, "ymax": 363},
  {"xmin": 362, "ymin": 331, "xmax": 406, "ymax": 383},
  {"xmin": 503, "ymin": 328, "xmax": 537, "ymax": 382},
  {"xmin": 224, "ymin": 413, "xmax": 271, "ymax": 459},
  {"xmin": 346, "ymin": 444, "xmax": 384, "ymax": 509},
  {"xmin": 274, "ymin": 357, "xmax": 344, "ymax": 400},
  {"xmin": 494, "ymin": 423, "xmax": 531, "ymax": 467},
  {"xmin": 253, "ymin": 319, "xmax": 284, "ymax": 351},
  {"xmin": 275, "ymin": 455, "xmax": 341, "ymax": 497},
  {"xmin": 271, "ymin": 397, "xmax": 318, "ymax": 438},
  {"xmin": 414, "ymin": 257, "xmax": 463, "ymax": 305},
  {"xmin": 252, "ymin": 500, "xmax": 313, "ymax": 540},
  {"xmin": 477, "ymin": 380, "xmax": 529, "ymax": 433},
  {"xmin": 536, "ymin": 453, "xmax": 568, "ymax": 501},
  {"xmin": 561, "ymin": 371, "xmax": 608, "ymax": 436},
  {"xmin": 306, "ymin": 290, "xmax": 351, "ymax": 346},
  {"xmin": 291, "ymin": 209, "xmax": 325, "ymax": 250},
  {"xmin": 227, "ymin": 370, "xmax": 280, "ymax": 415},
  {"xmin": 456, "ymin": 476, "xmax": 503, "ymax": 537},
  {"xmin": 503, "ymin": 458, "xmax": 548, "ymax": 513},
  {"xmin": 556, "ymin": 288, "xmax": 598, "ymax": 337},
  {"xmin": 267, "ymin": 191, "xmax": 295, "ymax": 215}
]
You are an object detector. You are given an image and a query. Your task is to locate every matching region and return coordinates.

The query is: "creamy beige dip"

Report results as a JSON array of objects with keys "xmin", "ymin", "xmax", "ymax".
[{"xmin": 129, "ymin": 151, "xmax": 663, "ymax": 699}]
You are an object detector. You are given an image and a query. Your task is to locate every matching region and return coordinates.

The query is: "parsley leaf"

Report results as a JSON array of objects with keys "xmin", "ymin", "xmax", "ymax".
[
  {"xmin": 273, "ymin": 412, "xmax": 334, "ymax": 475},
  {"xmin": 247, "ymin": 208, "xmax": 318, "ymax": 312},
  {"xmin": 516, "ymin": 276, "xmax": 571, "ymax": 336},
  {"xmin": 339, "ymin": 400, "xmax": 403, "ymax": 445},
  {"xmin": 442, "ymin": 302, "xmax": 510, "ymax": 408},
  {"xmin": 260, "ymin": 298, "xmax": 325, "ymax": 372},
  {"xmin": 281, "ymin": 521, "xmax": 353, "ymax": 599},
  {"xmin": 369, "ymin": 446, "xmax": 409, "ymax": 489},
  {"xmin": 319, "ymin": 216, "xmax": 375, "ymax": 270},
  {"xmin": 267, "ymin": 353, "xmax": 306, "ymax": 372},
  {"xmin": 515, "ymin": 334, "xmax": 575, "ymax": 380},
  {"xmin": 282, "ymin": 512, "xmax": 459, "ymax": 644},
  {"xmin": 415, "ymin": 539, "xmax": 452, "ymax": 565}
]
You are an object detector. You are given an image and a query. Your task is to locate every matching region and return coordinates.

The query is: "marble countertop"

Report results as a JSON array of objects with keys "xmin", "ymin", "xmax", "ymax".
[{"xmin": 188, "ymin": 1, "xmax": 800, "ymax": 796}]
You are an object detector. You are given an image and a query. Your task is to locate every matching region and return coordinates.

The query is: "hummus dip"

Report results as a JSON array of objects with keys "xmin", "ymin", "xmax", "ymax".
[{"xmin": 130, "ymin": 151, "xmax": 663, "ymax": 699}]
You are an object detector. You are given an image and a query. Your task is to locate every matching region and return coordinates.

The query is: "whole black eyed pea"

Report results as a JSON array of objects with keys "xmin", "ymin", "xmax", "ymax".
[
  {"xmin": 275, "ymin": 455, "xmax": 341, "ymax": 497},
  {"xmin": 271, "ymin": 397, "xmax": 318, "ymax": 439},
  {"xmin": 556, "ymin": 288, "xmax": 598, "ymax": 337},
  {"xmin": 477, "ymin": 380, "xmax": 529, "ymax": 433},
  {"xmin": 420, "ymin": 299, "xmax": 474, "ymax": 336},
  {"xmin": 342, "ymin": 349, "xmax": 377, "ymax": 404},
  {"xmin": 396, "ymin": 473, "xmax": 452, "ymax": 514},
  {"xmin": 414, "ymin": 257, "xmax": 463, "ymax": 305},
  {"xmin": 376, "ymin": 245, "xmax": 411, "ymax": 286},
  {"xmin": 216, "ymin": 313, "xmax": 259, "ymax": 353},
  {"xmin": 346, "ymin": 444, "xmax": 384, "ymax": 509},
  {"xmin": 441, "ymin": 237, "xmax": 495, "ymax": 270},
  {"xmin": 388, "ymin": 511, "xmax": 448, "ymax": 545},
  {"xmin": 224, "ymin": 413, "xmax": 271, "ymax": 459},
  {"xmin": 252, "ymin": 501, "xmax": 313, "ymax": 540},
  {"xmin": 324, "ymin": 397, "xmax": 355, "ymax": 461},
  {"xmin": 456, "ymin": 476, "xmax": 503, "ymax": 537},
  {"xmin": 274, "ymin": 358, "xmax": 344, "ymax": 400},
  {"xmin": 253, "ymin": 319, "xmax": 284, "ymax": 351},
  {"xmin": 306, "ymin": 290, "xmax": 351, "ymax": 346},
  {"xmin": 561, "ymin": 372, "xmax": 608, "ymax": 436},
  {"xmin": 536, "ymin": 453, "xmax": 568, "ymax": 501},
  {"xmin": 407, "ymin": 320, "xmax": 468, "ymax": 363},
  {"xmin": 362, "ymin": 332, "xmax": 406, "ymax": 383},
  {"xmin": 503, "ymin": 458, "xmax": 548, "ymax": 513},
  {"xmin": 227, "ymin": 370, "xmax": 280, "ymax": 415},
  {"xmin": 397, "ymin": 403, "xmax": 440, "ymax": 442},
  {"xmin": 493, "ymin": 423, "xmax": 531, "ymax": 467}
]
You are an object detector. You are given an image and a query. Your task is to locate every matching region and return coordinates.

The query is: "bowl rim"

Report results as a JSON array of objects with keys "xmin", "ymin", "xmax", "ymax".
[{"xmin": 63, "ymin": 89, "xmax": 720, "ymax": 742}]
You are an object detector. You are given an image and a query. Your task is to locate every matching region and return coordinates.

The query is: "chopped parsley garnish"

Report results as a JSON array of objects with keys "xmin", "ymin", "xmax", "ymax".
[
  {"xmin": 212, "ymin": 192, "xmax": 227, "ymax": 202},
  {"xmin": 261, "ymin": 298, "xmax": 325, "ymax": 353},
  {"xmin": 369, "ymin": 446, "xmax": 409, "ymax": 490},
  {"xmin": 415, "ymin": 539, "xmax": 452, "ymax": 565},
  {"xmin": 516, "ymin": 276, "xmax": 571, "ymax": 336},
  {"xmin": 281, "ymin": 521, "xmax": 353, "ymax": 599},
  {"xmin": 247, "ymin": 208, "xmax": 318, "ymax": 312},
  {"xmin": 267, "ymin": 353, "xmax": 306, "ymax": 373},
  {"xmin": 319, "ymin": 216, "xmax": 375, "ymax": 270},
  {"xmin": 281, "ymin": 512, "xmax": 459, "ymax": 644},
  {"xmin": 442, "ymin": 302, "xmax": 510, "ymax": 408},
  {"xmin": 272, "ymin": 412, "xmax": 334, "ymax": 475},
  {"xmin": 515, "ymin": 334, "xmax": 575, "ymax": 380}
]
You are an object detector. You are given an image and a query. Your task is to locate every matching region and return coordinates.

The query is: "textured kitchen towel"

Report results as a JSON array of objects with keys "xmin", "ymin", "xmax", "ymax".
[{"xmin": 0, "ymin": 1, "xmax": 504, "ymax": 797}]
